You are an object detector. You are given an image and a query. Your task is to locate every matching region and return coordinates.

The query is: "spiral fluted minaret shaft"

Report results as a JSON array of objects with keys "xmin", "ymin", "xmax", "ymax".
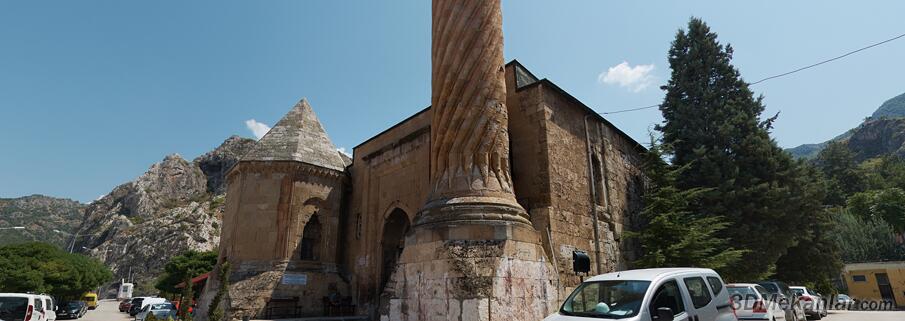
[{"xmin": 418, "ymin": 0, "xmax": 529, "ymax": 226}]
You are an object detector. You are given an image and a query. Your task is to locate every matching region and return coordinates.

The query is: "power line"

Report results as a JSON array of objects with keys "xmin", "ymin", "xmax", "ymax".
[{"xmin": 602, "ymin": 32, "xmax": 905, "ymax": 114}]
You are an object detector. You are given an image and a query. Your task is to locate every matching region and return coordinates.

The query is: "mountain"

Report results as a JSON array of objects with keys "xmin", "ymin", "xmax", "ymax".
[
  {"xmin": 0, "ymin": 195, "xmax": 85, "ymax": 247},
  {"xmin": 70, "ymin": 135, "xmax": 255, "ymax": 292},
  {"xmin": 871, "ymin": 92, "xmax": 905, "ymax": 119},
  {"xmin": 788, "ymin": 92, "xmax": 905, "ymax": 159}
]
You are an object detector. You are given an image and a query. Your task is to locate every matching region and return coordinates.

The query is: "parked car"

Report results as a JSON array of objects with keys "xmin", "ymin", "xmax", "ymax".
[
  {"xmin": 55, "ymin": 301, "xmax": 87, "ymax": 320},
  {"xmin": 38, "ymin": 295, "xmax": 57, "ymax": 321},
  {"xmin": 834, "ymin": 294, "xmax": 854, "ymax": 309},
  {"xmin": 790, "ymin": 286, "xmax": 827, "ymax": 320},
  {"xmin": 727, "ymin": 283, "xmax": 788, "ymax": 320},
  {"xmin": 0, "ymin": 293, "xmax": 52, "ymax": 321},
  {"xmin": 80, "ymin": 293, "xmax": 97, "ymax": 310},
  {"xmin": 119, "ymin": 299, "xmax": 133, "ymax": 312},
  {"xmin": 757, "ymin": 281, "xmax": 805, "ymax": 321},
  {"xmin": 135, "ymin": 303, "xmax": 177, "ymax": 321},
  {"xmin": 128, "ymin": 297, "xmax": 147, "ymax": 316},
  {"xmin": 129, "ymin": 297, "xmax": 167, "ymax": 316},
  {"xmin": 544, "ymin": 268, "xmax": 737, "ymax": 321}
]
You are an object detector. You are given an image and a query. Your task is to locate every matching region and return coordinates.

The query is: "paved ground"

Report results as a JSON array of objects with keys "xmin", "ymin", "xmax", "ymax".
[
  {"xmin": 78, "ymin": 299, "xmax": 131, "ymax": 321},
  {"xmin": 822, "ymin": 310, "xmax": 905, "ymax": 321}
]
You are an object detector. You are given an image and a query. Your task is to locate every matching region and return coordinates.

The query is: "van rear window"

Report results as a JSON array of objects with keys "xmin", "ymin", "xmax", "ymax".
[{"xmin": 0, "ymin": 297, "xmax": 29, "ymax": 321}]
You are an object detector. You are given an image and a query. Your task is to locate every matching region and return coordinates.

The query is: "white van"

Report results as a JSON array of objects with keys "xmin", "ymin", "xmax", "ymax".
[
  {"xmin": 0, "ymin": 293, "xmax": 53, "ymax": 321},
  {"xmin": 545, "ymin": 268, "xmax": 737, "ymax": 321},
  {"xmin": 37, "ymin": 295, "xmax": 56, "ymax": 321}
]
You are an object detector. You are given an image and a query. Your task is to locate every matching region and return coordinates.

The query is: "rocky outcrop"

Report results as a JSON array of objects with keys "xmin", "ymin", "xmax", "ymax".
[
  {"xmin": 195, "ymin": 135, "xmax": 257, "ymax": 195},
  {"xmin": 0, "ymin": 195, "xmax": 85, "ymax": 247},
  {"xmin": 846, "ymin": 118, "xmax": 905, "ymax": 162},
  {"xmin": 788, "ymin": 91, "xmax": 905, "ymax": 159},
  {"xmin": 72, "ymin": 136, "xmax": 255, "ymax": 291}
]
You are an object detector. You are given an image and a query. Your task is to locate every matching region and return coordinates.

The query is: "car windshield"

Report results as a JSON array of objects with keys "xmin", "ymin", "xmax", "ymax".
[
  {"xmin": 65, "ymin": 301, "xmax": 82, "ymax": 308},
  {"xmin": 561, "ymin": 280, "xmax": 651, "ymax": 319},
  {"xmin": 758, "ymin": 283, "xmax": 780, "ymax": 294},
  {"xmin": 838, "ymin": 294, "xmax": 850, "ymax": 299},
  {"xmin": 791, "ymin": 288, "xmax": 804, "ymax": 296},
  {"xmin": 152, "ymin": 309, "xmax": 175, "ymax": 318},
  {"xmin": 0, "ymin": 297, "xmax": 29, "ymax": 321},
  {"xmin": 151, "ymin": 303, "xmax": 175, "ymax": 310},
  {"xmin": 727, "ymin": 286, "xmax": 757, "ymax": 300}
]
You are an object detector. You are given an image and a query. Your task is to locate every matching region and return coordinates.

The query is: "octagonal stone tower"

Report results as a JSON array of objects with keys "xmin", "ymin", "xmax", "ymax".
[{"xmin": 381, "ymin": 1, "xmax": 558, "ymax": 320}]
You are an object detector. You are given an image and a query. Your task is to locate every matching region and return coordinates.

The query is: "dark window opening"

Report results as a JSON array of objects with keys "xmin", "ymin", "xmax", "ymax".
[
  {"xmin": 300, "ymin": 213, "xmax": 321, "ymax": 261},
  {"xmin": 684, "ymin": 277, "xmax": 713, "ymax": 309},
  {"xmin": 592, "ymin": 154, "xmax": 606, "ymax": 206},
  {"xmin": 649, "ymin": 280, "xmax": 685, "ymax": 319}
]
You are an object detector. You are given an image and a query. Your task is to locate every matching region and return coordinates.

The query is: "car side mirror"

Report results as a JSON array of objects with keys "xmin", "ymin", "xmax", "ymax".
[{"xmin": 656, "ymin": 307, "xmax": 674, "ymax": 320}]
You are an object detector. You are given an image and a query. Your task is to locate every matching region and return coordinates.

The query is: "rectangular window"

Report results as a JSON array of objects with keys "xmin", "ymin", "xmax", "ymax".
[
  {"xmin": 852, "ymin": 275, "xmax": 867, "ymax": 282},
  {"xmin": 649, "ymin": 280, "xmax": 686, "ymax": 319},
  {"xmin": 684, "ymin": 277, "xmax": 713, "ymax": 309},
  {"xmin": 706, "ymin": 276, "xmax": 724, "ymax": 295}
]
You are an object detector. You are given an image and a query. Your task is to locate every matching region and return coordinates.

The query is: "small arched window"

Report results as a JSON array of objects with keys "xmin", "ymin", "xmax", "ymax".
[{"xmin": 300, "ymin": 213, "xmax": 321, "ymax": 261}]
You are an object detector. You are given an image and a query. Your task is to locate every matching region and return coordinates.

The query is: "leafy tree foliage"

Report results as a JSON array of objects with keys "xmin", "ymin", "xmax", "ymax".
[
  {"xmin": 774, "ymin": 206, "xmax": 842, "ymax": 294},
  {"xmin": 155, "ymin": 250, "xmax": 217, "ymax": 295},
  {"xmin": 0, "ymin": 242, "xmax": 112, "ymax": 298},
  {"xmin": 846, "ymin": 188, "xmax": 905, "ymax": 232},
  {"xmin": 829, "ymin": 208, "xmax": 902, "ymax": 262},
  {"xmin": 814, "ymin": 141, "xmax": 865, "ymax": 205},
  {"xmin": 656, "ymin": 18, "xmax": 820, "ymax": 281},
  {"xmin": 631, "ymin": 140, "xmax": 745, "ymax": 270}
]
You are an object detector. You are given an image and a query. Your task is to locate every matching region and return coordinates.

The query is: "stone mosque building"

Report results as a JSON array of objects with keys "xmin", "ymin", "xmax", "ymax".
[{"xmin": 195, "ymin": 1, "xmax": 645, "ymax": 320}]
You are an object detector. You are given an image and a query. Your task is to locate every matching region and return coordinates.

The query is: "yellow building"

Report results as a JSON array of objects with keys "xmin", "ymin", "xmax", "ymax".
[{"xmin": 843, "ymin": 261, "xmax": 905, "ymax": 308}]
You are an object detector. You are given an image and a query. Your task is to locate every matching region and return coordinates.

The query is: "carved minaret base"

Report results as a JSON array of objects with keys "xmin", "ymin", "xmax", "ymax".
[{"xmin": 379, "ymin": 1, "xmax": 558, "ymax": 320}]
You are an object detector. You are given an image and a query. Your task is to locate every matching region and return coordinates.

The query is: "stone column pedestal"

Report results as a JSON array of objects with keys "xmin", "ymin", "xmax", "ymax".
[{"xmin": 382, "ymin": 224, "xmax": 558, "ymax": 321}]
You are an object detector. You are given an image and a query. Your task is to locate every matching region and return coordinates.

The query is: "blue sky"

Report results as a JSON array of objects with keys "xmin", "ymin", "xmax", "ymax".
[{"xmin": 1, "ymin": 1, "xmax": 903, "ymax": 203}]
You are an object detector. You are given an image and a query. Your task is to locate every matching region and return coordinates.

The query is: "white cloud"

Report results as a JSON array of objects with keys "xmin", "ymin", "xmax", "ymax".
[
  {"xmin": 337, "ymin": 147, "xmax": 351, "ymax": 157},
  {"xmin": 245, "ymin": 119, "xmax": 272, "ymax": 140},
  {"xmin": 598, "ymin": 61, "xmax": 656, "ymax": 92}
]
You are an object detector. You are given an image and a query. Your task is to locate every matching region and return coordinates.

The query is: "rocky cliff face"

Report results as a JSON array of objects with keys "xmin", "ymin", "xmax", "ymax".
[
  {"xmin": 0, "ymin": 195, "xmax": 85, "ymax": 247},
  {"xmin": 72, "ymin": 136, "xmax": 255, "ymax": 290},
  {"xmin": 846, "ymin": 118, "xmax": 905, "ymax": 161},
  {"xmin": 788, "ymin": 91, "xmax": 905, "ymax": 159}
]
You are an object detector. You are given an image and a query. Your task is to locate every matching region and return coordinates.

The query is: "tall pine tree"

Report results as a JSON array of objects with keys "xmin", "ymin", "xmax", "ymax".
[
  {"xmin": 632, "ymin": 138, "xmax": 745, "ymax": 269},
  {"xmin": 657, "ymin": 18, "xmax": 818, "ymax": 280}
]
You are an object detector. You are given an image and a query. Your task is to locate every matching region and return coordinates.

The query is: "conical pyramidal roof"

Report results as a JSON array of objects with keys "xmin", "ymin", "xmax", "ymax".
[{"xmin": 242, "ymin": 99, "xmax": 346, "ymax": 171}]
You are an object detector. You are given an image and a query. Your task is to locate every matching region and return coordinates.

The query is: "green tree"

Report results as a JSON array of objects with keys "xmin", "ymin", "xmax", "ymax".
[
  {"xmin": 860, "ymin": 156, "xmax": 905, "ymax": 190},
  {"xmin": 829, "ymin": 208, "xmax": 901, "ymax": 262},
  {"xmin": 631, "ymin": 139, "xmax": 745, "ymax": 270},
  {"xmin": 846, "ymin": 188, "xmax": 905, "ymax": 232},
  {"xmin": 656, "ymin": 18, "xmax": 818, "ymax": 280},
  {"xmin": 0, "ymin": 242, "xmax": 112, "ymax": 298},
  {"xmin": 208, "ymin": 262, "xmax": 230, "ymax": 321},
  {"xmin": 774, "ymin": 207, "xmax": 842, "ymax": 294},
  {"xmin": 814, "ymin": 141, "xmax": 864, "ymax": 205},
  {"xmin": 155, "ymin": 250, "xmax": 217, "ymax": 295}
]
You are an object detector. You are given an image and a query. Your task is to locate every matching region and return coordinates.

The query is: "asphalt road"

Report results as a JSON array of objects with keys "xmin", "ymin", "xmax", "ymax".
[
  {"xmin": 823, "ymin": 310, "xmax": 905, "ymax": 321},
  {"xmin": 78, "ymin": 299, "xmax": 131, "ymax": 321}
]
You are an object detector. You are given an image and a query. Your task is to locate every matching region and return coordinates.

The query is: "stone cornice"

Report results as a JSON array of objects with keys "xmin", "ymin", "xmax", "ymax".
[{"xmin": 226, "ymin": 160, "xmax": 346, "ymax": 183}]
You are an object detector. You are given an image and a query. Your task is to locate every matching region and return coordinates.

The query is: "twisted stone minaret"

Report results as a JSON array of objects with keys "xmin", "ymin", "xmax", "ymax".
[
  {"xmin": 417, "ymin": 0, "xmax": 530, "ymax": 227},
  {"xmin": 382, "ymin": 1, "xmax": 557, "ymax": 320}
]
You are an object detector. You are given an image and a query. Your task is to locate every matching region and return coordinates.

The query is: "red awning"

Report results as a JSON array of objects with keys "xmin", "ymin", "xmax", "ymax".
[{"xmin": 175, "ymin": 272, "xmax": 210, "ymax": 289}]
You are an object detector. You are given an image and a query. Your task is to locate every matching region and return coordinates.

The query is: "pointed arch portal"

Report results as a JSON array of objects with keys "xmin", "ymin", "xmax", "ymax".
[{"xmin": 380, "ymin": 208, "xmax": 410, "ymax": 291}]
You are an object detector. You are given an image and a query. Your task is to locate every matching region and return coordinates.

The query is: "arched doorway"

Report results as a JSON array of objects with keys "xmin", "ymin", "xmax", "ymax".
[
  {"xmin": 380, "ymin": 209, "xmax": 410, "ymax": 291},
  {"xmin": 300, "ymin": 213, "xmax": 321, "ymax": 261}
]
